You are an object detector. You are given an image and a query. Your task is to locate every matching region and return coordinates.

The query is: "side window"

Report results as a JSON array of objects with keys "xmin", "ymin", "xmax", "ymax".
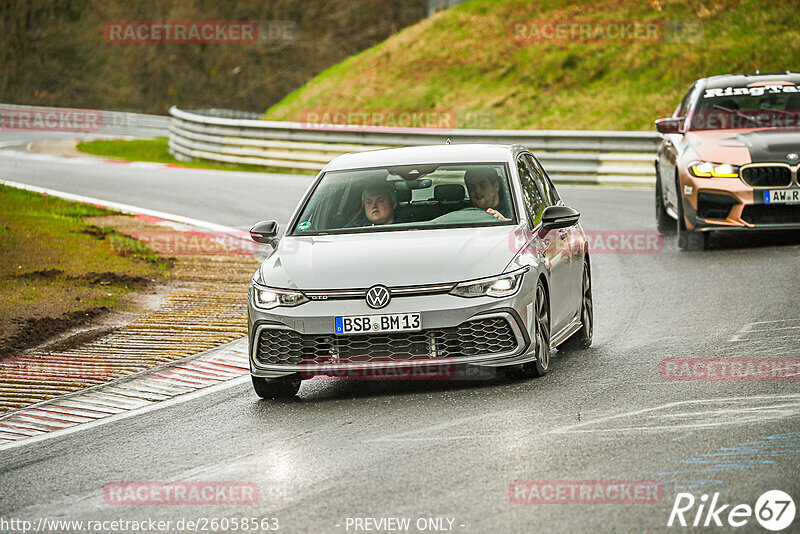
[
  {"xmin": 524, "ymin": 154, "xmax": 559, "ymax": 205},
  {"xmin": 516, "ymin": 156, "xmax": 545, "ymax": 224},
  {"xmin": 675, "ymin": 83, "xmax": 696, "ymax": 117}
]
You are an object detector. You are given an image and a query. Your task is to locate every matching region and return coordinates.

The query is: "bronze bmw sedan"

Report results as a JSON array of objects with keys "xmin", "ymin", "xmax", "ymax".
[{"xmin": 655, "ymin": 71, "xmax": 800, "ymax": 250}]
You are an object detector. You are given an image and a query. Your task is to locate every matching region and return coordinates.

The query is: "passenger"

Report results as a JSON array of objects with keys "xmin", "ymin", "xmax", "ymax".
[{"xmin": 464, "ymin": 167, "xmax": 511, "ymax": 220}]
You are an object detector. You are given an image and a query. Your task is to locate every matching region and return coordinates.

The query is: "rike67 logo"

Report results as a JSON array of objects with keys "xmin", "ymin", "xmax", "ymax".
[{"xmin": 668, "ymin": 490, "xmax": 795, "ymax": 531}]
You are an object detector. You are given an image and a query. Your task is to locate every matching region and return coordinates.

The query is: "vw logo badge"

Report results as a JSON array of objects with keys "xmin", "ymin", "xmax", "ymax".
[
  {"xmin": 365, "ymin": 285, "xmax": 391, "ymax": 309},
  {"xmin": 788, "ymin": 153, "xmax": 799, "ymax": 161}
]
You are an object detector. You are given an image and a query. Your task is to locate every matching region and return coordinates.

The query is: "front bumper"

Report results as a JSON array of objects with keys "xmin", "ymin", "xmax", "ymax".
[
  {"xmin": 680, "ymin": 173, "xmax": 800, "ymax": 231},
  {"xmin": 248, "ymin": 291, "xmax": 533, "ymax": 379}
]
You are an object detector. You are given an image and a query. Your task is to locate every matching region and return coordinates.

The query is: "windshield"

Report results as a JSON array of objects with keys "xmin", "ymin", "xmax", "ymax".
[
  {"xmin": 290, "ymin": 163, "xmax": 516, "ymax": 235},
  {"xmin": 688, "ymin": 82, "xmax": 800, "ymax": 130}
]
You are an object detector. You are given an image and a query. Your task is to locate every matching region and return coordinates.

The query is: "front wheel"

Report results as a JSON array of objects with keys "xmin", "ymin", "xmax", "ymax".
[
  {"xmin": 564, "ymin": 261, "xmax": 593, "ymax": 349},
  {"xmin": 252, "ymin": 375, "xmax": 301, "ymax": 399},
  {"xmin": 655, "ymin": 172, "xmax": 672, "ymax": 233},
  {"xmin": 675, "ymin": 176, "xmax": 708, "ymax": 251},
  {"xmin": 519, "ymin": 281, "xmax": 551, "ymax": 378}
]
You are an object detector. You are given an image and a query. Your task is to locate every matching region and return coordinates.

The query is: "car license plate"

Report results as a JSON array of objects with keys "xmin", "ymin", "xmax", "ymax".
[
  {"xmin": 762, "ymin": 188, "xmax": 800, "ymax": 204},
  {"xmin": 334, "ymin": 313, "xmax": 421, "ymax": 335}
]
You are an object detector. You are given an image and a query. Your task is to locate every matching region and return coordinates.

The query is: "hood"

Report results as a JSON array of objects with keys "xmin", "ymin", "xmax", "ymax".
[
  {"xmin": 685, "ymin": 128, "xmax": 800, "ymax": 165},
  {"xmin": 260, "ymin": 226, "xmax": 520, "ymax": 289}
]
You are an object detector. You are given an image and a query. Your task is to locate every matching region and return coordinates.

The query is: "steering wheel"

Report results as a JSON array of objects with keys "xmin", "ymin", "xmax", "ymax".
[{"xmin": 460, "ymin": 207, "xmax": 501, "ymax": 219}]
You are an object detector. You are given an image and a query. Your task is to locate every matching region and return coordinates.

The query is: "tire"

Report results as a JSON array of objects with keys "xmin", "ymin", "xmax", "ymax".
[
  {"xmin": 675, "ymin": 175, "xmax": 708, "ymax": 251},
  {"xmin": 251, "ymin": 375, "xmax": 301, "ymax": 399},
  {"xmin": 564, "ymin": 261, "xmax": 593, "ymax": 349},
  {"xmin": 519, "ymin": 280, "xmax": 551, "ymax": 378},
  {"xmin": 655, "ymin": 172, "xmax": 672, "ymax": 234}
]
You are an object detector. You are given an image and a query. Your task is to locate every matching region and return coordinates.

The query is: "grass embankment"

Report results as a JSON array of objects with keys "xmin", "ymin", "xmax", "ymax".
[
  {"xmin": 76, "ymin": 138, "xmax": 316, "ymax": 175},
  {"xmin": 264, "ymin": 0, "xmax": 800, "ymax": 130},
  {"xmin": 0, "ymin": 185, "xmax": 171, "ymax": 354}
]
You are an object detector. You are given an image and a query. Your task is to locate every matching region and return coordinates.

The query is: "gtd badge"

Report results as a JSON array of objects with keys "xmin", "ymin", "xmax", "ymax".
[{"xmin": 365, "ymin": 285, "xmax": 391, "ymax": 309}]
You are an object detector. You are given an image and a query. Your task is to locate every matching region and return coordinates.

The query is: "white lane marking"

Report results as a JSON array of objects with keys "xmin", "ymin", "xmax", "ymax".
[
  {"xmin": 0, "ymin": 140, "xmax": 29, "ymax": 149},
  {"xmin": 544, "ymin": 394, "xmax": 800, "ymax": 435},
  {"xmin": 737, "ymin": 326, "xmax": 800, "ymax": 334},
  {"xmin": 362, "ymin": 412, "xmax": 504, "ymax": 443},
  {"xmin": 729, "ymin": 319, "xmax": 800, "ymax": 341},
  {"xmin": 713, "ymin": 348, "xmax": 800, "ymax": 358},
  {"xmin": 744, "ymin": 319, "xmax": 800, "ymax": 326},
  {"xmin": 0, "ymin": 179, "xmax": 247, "ymax": 236},
  {"xmin": 0, "ymin": 375, "xmax": 250, "ymax": 452}
]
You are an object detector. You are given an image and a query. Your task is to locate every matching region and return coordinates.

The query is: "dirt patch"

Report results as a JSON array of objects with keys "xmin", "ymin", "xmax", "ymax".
[
  {"xmin": 85, "ymin": 271, "xmax": 153, "ymax": 288},
  {"xmin": 43, "ymin": 326, "xmax": 118, "ymax": 353},
  {"xmin": 10, "ymin": 269, "xmax": 152, "ymax": 286},
  {"xmin": 15, "ymin": 269, "xmax": 65, "ymax": 280},
  {"xmin": 82, "ymin": 225, "xmax": 111, "ymax": 239},
  {"xmin": 1, "ymin": 307, "xmax": 111, "ymax": 356}
]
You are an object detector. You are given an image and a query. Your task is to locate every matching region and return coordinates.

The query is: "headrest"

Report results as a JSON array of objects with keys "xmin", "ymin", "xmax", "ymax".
[
  {"xmin": 464, "ymin": 166, "xmax": 502, "ymax": 183},
  {"xmin": 395, "ymin": 189, "xmax": 411, "ymax": 203},
  {"xmin": 434, "ymin": 184, "xmax": 465, "ymax": 202},
  {"xmin": 785, "ymin": 94, "xmax": 800, "ymax": 111},
  {"xmin": 717, "ymin": 98, "xmax": 739, "ymax": 110}
]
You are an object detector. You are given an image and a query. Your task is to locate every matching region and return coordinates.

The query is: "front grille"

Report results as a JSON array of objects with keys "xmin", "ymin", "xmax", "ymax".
[
  {"xmin": 696, "ymin": 192, "xmax": 738, "ymax": 220},
  {"xmin": 741, "ymin": 166, "xmax": 793, "ymax": 188},
  {"xmin": 741, "ymin": 204, "xmax": 800, "ymax": 225},
  {"xmin": 255, "ymin": 317, "xmax": 519, "ymax": 366}
]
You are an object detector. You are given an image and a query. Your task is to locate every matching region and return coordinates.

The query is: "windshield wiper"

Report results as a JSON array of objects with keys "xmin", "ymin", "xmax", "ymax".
[{"xmin": 712, "ymin": 105, "xmax": 760, "ymax": 126}]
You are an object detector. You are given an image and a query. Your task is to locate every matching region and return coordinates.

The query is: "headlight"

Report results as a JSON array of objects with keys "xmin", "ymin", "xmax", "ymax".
[
  {"xmin": 450, "ymin": 268, "xmax": 527, "ymax": 298},
  {"xmin": 689, "ymin": 161, "xmax": 739, "ymax": 178},
  {"xmin": 252, "ymin": 285, "xmax": 309, "ymax": 309}
]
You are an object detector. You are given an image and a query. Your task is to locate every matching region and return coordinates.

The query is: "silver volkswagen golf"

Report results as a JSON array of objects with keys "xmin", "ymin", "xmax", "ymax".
[{"xmin": 248, "ymin": 144, "xmax": 592, "ymax": 398}]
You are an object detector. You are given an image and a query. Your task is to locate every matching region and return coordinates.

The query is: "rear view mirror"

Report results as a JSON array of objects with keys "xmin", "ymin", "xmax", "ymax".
[
  {"xmin": 395, "ymin": 178, "xmax": 433, "ymax": 190},
  {"xmin": 250, "ymin": 220, "xmax": 279, "ymax": 243},
  {"xmin": 541, "ymin": 206, "xmax": 580, "ymax": 230},
  {"xmin": 655, "ymin": 117, "xmax": 683, "ymax": 134}
]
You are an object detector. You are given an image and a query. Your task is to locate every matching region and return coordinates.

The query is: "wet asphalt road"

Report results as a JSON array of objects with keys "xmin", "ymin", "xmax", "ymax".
[{"xmin": 1, "ymin": 144, "xmax": 799, "ymax": 533}]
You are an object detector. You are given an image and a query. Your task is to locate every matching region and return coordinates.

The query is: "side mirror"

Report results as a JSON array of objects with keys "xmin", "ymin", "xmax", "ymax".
[
  {"xmin": 541, "ymin": 205, "xmax": 580, "ymax": 230},
  {"xmin": 655, "ymin": 117, "xmax": 683, "ymax": 134},
  {"xmin": 250, "ymin": 220, "xmax": 279, "ymax": 244}
]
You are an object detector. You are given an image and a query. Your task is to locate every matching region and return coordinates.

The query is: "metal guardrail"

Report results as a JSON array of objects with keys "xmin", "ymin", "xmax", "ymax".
[
  {"xmin": 169, "ymin": 106, "xmax": 660, "ymax": 184},
  {"xmin": 0, "ymin": 103, "xmax": 169, "ymax": 138}
]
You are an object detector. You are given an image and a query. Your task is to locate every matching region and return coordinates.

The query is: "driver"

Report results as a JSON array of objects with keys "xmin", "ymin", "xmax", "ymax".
[
  {"xmin": 345, "ymin": 186, "xmax": 399, "ymax": 227},
  {"xmin": 464, "ymin": 167, "xmax": 510, "ymax": 220},
  {"xmin": 363, "ymin": 187, "xmax": 397, "ymax": 225}
]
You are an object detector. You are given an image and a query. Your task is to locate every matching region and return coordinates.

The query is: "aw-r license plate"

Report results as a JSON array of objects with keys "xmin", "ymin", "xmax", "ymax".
[
  {"xmin": 334, "ymin": 313, "xmax": 421, "ymax": 335},
  {"xmin": 762, "ymin": 188, "xmax": 800, "ymax": 204}
]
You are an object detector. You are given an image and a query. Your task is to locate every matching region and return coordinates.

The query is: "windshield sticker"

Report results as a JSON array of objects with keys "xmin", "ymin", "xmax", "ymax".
[
  {"xmin": 297, "ymin": 221, "xmax": 311, "ymax": 231},
  {"xmin": 704, "ymin": 85, "xmax": 798, "ymax": 98}
]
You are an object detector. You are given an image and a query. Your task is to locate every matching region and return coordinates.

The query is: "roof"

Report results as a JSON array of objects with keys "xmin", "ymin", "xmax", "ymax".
[
  {"xmin": 323, "ymin": 144, "xmax": 519, "ymax": 172},
  {"xmin": 703, "ymin": 72, "xmax": 800, "ymax": 89}
]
